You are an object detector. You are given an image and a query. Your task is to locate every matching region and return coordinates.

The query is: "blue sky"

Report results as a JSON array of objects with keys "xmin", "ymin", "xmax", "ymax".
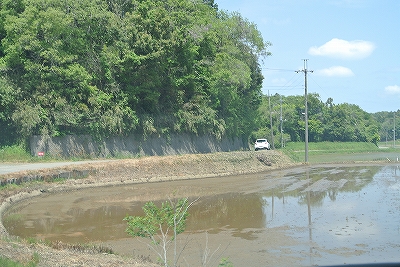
[{"xmin": 215, "ymin": 0, "xmax": 400, "ymax": 113}]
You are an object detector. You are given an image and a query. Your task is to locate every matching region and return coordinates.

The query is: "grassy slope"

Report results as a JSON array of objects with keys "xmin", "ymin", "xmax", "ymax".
[
  {"xmin": 0, "ymin": 145, "xmax": 32, "ymax": 162},
  {"xmin": 280, "ymin": 141, "xmax": 400, "ymax": 163},
  {"xmin": 1, "ymin": 141, "xmax": 400, "ymax": 164}
]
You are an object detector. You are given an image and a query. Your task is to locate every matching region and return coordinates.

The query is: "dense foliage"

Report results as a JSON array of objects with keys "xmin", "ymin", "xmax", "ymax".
[
  {"xmin": 0, "ymin": 0, "xmax": 270, "ymax": 145},
  {"xmin": 0, "ymin": 0, "xmax": 395, "ymax": 149},
  {"xmin": 372, "ymin": 110, "xmax": 400, "ymax": 144},
  {"xmin": 253, "ymin": 93, "xmax": 385, "ymax": 147}
]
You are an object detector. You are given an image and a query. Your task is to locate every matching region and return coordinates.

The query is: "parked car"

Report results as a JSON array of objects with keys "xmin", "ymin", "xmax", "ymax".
[{"xmin": 254, "ymin": 139, "xmax": 270, "ymax": 151}]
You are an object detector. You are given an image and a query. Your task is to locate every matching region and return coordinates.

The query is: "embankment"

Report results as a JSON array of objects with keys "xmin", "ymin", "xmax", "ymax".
[{"xmin": 0, "ymin": 150, "xmax": 297, "ymax": 267}]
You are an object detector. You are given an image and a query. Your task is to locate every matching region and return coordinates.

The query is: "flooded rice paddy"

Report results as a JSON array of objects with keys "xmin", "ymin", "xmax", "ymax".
[{"xmin": 4, "ymin": 164, "xmax": 400, "ymax": 266}]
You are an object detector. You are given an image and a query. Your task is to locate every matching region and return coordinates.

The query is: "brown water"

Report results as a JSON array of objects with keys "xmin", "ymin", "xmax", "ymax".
[{"xmin": 4, "ymin": 165, "xmax": 400, "ymax": 266}]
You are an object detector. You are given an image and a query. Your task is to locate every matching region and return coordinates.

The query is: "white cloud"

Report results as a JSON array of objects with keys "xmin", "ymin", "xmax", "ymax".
[
  {"xmin": 316, "ymin": 66, "xmax": 354, "ymax": 77},
  {"xmin": 385, "ymin": 85, "xmax": 400, "ymax": 95},
  {"xmin": 308, "ymin": 38, "xmax": 375, "ymax": 59}
]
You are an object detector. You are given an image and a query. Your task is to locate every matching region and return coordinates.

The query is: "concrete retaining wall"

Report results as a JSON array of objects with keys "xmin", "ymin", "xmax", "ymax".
[{"xmin": 30, "ymin": 134, "xmax": 249, "ymax": 158}]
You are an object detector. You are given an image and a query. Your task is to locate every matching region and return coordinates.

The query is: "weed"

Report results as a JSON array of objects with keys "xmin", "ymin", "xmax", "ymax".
[
  {"xmin": 0, "ymin": 145, "xmax": 31, "ymax": 162},
  {"xmin": 0, "ymin": 255, "xmax": 39, "ymax": 267},
  {"xmin": 218, "ymin": 258, "xmax": 234, "ymax": 267},
  {"xmin": 27, "ymin": 237, "xmax": 38, "ymax": 245}
]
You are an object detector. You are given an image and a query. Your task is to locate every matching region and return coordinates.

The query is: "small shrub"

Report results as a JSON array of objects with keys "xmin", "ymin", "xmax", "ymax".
[
  {"xmin": 124, "ymin": 197, "xmax": 197, "ymax": 267},
  {"xmin": 219, "ymin": 258, "xmax": 234, "ymax": 267}
]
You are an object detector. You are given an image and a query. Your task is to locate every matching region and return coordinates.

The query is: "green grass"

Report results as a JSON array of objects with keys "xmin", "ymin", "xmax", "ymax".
[
  {"xmin": 0, "ymin": 254, "xmax": 39, "ymax": 267},
  {"xmin": 377, "ymin": 140, "xmax": 400, "ymax": 148},
  {"xmin": 280, "ymin": 141, "xmax": 400, "ymax": 163},
  {"xmin": 0, "ymin": 145, "xmax": 32, "ymax": 162},
  {"xmin": 0, "ymin": 144, "xmax": 142, "ymax": 163},
  {"xmin": 283, "ymin": 141, "xmax": 380, "ymax": 152},
  {"xmin": 0, "ymin": 144, "xmax": 97, "ymax": 163}
]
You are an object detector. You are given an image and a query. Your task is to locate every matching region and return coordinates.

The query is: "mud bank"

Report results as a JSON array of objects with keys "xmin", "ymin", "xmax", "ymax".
[{"xmin": 0, "ymin": 150, "xmax": 297, "ymax": 267}]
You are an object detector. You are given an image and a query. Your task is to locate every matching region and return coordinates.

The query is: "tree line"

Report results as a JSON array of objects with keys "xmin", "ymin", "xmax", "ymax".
[
  {"xmin": 254, "ymin": 93, "xmax": 399, "ymax": 147},
  {"xmin": 0, "ymin": 0, "xmax": 397, "ymax": 149},
  {"xmin": 372, "ymin": 110, "xmax": 400, "ymax": 145},
  {"xmin": 0, "ymin": 0, "xmax": 270, "ymax": 146}
]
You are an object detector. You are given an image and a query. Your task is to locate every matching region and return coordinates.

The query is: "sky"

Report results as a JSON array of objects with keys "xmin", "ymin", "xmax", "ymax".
[{"xmin": 215, "ymin": 0, "xmax": 400, "ymax": 113}]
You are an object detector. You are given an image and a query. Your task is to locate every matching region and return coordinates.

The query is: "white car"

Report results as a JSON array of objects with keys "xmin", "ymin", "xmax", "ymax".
[{"xmin": 254, "ymin": 139, "xmax": 270, "ymax": 151}]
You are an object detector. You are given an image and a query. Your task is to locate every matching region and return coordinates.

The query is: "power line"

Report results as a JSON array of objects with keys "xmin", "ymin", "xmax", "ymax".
[
  {"xmin": 262, "ymin": 67, "xmax": 297, "ymax": 72},
  {"xmin": 264, "ymin": 72, "xmax": 303, "ymax": 92}
]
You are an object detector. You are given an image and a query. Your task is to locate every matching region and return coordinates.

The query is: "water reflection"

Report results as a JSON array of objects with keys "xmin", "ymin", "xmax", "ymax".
[
  {"xmin": 188, "ymin": 166, "xmax": 379, "ymax": 233},
  {"xmin": 3, "ymin": 165, "xmax": 400, "ymax": 266},
  {"xmin": 188, "ymin": 193, "xmax": 266, "ymax": 233},
  {"xmin": 3, "ymin": 166, "xmax": 383, "ymax": 238}
]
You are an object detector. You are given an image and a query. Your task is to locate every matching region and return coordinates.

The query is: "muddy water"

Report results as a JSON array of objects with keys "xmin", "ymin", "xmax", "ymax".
[{"xmin": 4, "ymin": 165, "xmax": 400, "ymax": 266}]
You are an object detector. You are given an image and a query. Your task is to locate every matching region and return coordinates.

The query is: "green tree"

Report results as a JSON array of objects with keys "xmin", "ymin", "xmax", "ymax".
[
  {"xmin": 255, "ymin": 93, "xmax": 380, "ymax": 145},
  {"xmin": 372, "ymin": 110, "xmax": 399, "ymax": 143},
  {"xmin": 2, "ymin": 0, "xmax": 138, "ymax": 138},
  {"xmin": 278, "ymin": 94, "xmax": 307, "ymax": 142},
  {"xmin": 1, "ymin": 0, "xmax": 270, "ymax": 143},
  {"xmin": 206, "ymin": 12, "xmax": 269, "ymax": 137},
  {"xmin": 322, "ymin": 103, "xmax": 379, "ymax": 143},
  {"xmin": 0, "ymin": 76, "xmax": 19, "ymax": 145},
  {"xmin": 124, "ymin": 198, "xmax": 197, "ymax": 267}
]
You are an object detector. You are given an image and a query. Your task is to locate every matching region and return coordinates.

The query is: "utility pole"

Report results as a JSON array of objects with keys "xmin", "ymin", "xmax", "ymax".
[
  {"xmin": 280, "ymin": 95, "xmax": 283, "ymax": 148},
  {"xmin": 296, "ymin": 59, "xmax": 313, "ymax": 163},
  {"xmin": 394, "ymin": 112, "xmax": 396, "ymax": 148},
  {"xmin": 268, "ymin": 90, "xmax": 275, "ymax": 149}
]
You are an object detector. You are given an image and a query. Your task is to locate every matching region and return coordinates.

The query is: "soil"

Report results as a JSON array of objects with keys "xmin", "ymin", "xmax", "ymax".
[{"xmin": 0, "ymin": 150, "xmax": 300, "ymax": 267}]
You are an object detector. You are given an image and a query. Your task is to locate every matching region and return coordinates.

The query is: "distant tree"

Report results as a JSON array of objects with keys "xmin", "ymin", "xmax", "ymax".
[
  {"xmin": 322, "ymin": 103, "xmax": 379, "ymax": 144},
  {"xmin": 372, "ymin": 110, "xmax": 399, "ymax": 143},
  {"xmin": 255, "ymin": 93, "xmax": 380, "ymax": 145}
]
